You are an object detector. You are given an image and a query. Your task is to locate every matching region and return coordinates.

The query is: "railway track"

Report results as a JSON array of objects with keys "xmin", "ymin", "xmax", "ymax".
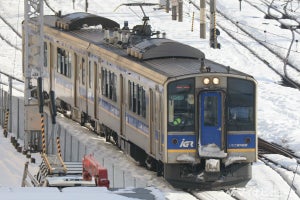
[
  {"xmin": 244, "ymin": 0, "xmax": 300, "ymax": 87},
  {"xmin": 258, "ymin": 137, "xmax": 300, "ymax": 198},
  {"xmin": 258, "ymin": 137, "xmax": 296, "ymax": 158},
  {"xmin": 187, "ymin": 0, "xmax": 300, "ymax": 89}
]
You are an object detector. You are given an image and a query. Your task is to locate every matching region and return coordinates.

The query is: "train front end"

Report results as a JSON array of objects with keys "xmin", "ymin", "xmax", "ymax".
[{"xmin": 164, "ymin": 73, "xmax": 257, "ymax": 189}]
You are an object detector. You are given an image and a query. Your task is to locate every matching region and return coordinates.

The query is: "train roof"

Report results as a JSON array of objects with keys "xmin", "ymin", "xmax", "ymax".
[{"xmin": 42, "ymin": 13, "xmax": 253, "ymax": 81}]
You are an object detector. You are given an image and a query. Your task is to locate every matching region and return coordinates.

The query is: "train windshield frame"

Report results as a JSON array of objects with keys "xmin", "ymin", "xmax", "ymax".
[
  {"xmin": 227, "ymin": 78, "xmax": 256, "ymax": 131},
  {"xmin": 167, "ymin": 78, "xmax": 195, "ymax": 132}
]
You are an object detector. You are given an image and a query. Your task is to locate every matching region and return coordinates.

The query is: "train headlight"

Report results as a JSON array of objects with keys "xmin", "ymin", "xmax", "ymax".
[
  {"xmin": 203, "ymin": 78, "xmax": 210, "ymax": 85},
  {"xmin": 212, "ymin": 77, "xmax": 220, "ymax": 85}
]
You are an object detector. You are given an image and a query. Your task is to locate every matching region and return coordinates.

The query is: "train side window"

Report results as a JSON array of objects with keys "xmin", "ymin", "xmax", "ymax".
[
  {"xmin": 89, "ymin": 61, "xmax": 92, "ymax": 88},
  {"xmin": 44, "ymin": 42, "xmax": 47, "ymax": 67},
  {"xmin": 57, "ymin": 48, "xmax": 61, "ymax": 73},
  {"xmin": 61, "ymin": 50, "xmax": 65, "ymax": 75},
  {"xmin": 133, "ymin": 83, "xmax": 137, "ymax": 112},
  {"xmin": 137, "ymin": 84, "xmax": 141, "ymax": 115},
  {"xmin": 128, "ymin": 80, "xmax": 146, "ymax": 118},
  {"xmin": 142, "ymin": 88, "xmax": 146, "ymax": 118},
  {"xmin": 101, "ymin": 67, "xmax": 117, "ymax": 102},
  {"xmin": 109, "ymin": 71, "xmax": 113, "ymax": 99},
  {"xmin": 112, "ymin": 73, "xmax": 117, "ymax": 101},
  {"xmin": 81, "ymin": 58, "xmax": 85, "ymax": 85},
  {"xmin": 128, "ymin": 80, "xmax": 133, "ymax": 110},
  {"xmin": 101, "ymin": 68, "xmax": 107, "ymax": 96},
  {"xmin": 67, "ymin": 52, "xmax": 72, "ymax": 78},
  {"xmin": 56, "ymin": 47, "xmax": 72, "ymax": 78}
]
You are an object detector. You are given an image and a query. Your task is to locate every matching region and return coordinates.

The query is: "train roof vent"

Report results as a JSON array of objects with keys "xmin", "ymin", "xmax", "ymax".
[
  {"xmin": 55, "ymin": 12, "xmax": 120, "ymax": 31},
  {"xmin": 128, "ymin": 38, "xmax": 205, "ymax": 60}
]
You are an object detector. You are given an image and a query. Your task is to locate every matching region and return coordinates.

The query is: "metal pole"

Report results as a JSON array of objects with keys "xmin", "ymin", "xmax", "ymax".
[
  {"xmin": 178, "ymin": 0, "xmax": 183, "ymax": 22},
  {"xmin": 200, "ymin": 0, "xmax": 206, "ymax": 38},
  {"xmin": 0, "ymin": 87, "xmax": 2, "ymax": 126},
  {"xmin": 191, "ymin": 11, "xmax": 195, "ymax": 32},
  {"xmin": 8, "ymin": 77, "xmax": 12, "ymax": 132},
  {"xmin": 17, "ymin": 98, "xmax": 20, "ymax": 139},
  {"xmin": 172, "ymin": 5, "xmax": 177, "ymax": 20},
  {"xmin": 24, "ymin": 0, "xmax": 45, "ymax": 150},
  {"xmin": 209, "ymin": 0, "xmax": 219, "ymax": 48},
  {"xmin": 85, "ymin": 0, "xmax": 88, "ymax": 12},
  {"xmin": 166, "ymin": 0, "xmax": 170, "ymax": 13}
]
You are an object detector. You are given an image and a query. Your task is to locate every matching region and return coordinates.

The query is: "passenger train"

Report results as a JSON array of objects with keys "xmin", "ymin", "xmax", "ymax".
[{"xmin": 23, "ymin": 11, "xmax": 257, "ymax": 189}]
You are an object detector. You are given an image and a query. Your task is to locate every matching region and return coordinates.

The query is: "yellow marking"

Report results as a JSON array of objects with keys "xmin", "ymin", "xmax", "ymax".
[
  {"xmin": 168, "ymin": 149, "xmax": 196, "ymax": 153},
  {"xmin": 227, "ymin": 148, "xmax": 256, "ymax": 153}
]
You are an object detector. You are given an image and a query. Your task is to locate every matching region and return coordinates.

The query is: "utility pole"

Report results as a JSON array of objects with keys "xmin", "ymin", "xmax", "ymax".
[
  {"xmin": 85, "ymin": 0, "xmax": 88, "ymax": 12},
  {"xmin": 166, "ymin": 0, "xmax": 170, "ymax": 13},
  {"xmin": 200, "ymin": 0, "xmax": 206, "ymax": 38},
  {"xmin": 178, "ymin": 0, "xmax": 183, "ymax": 22},
  {"xmin": 23, "ymin": 0, "xmax": 44, "ymax": 151},
  {"xmin": 209, "ymin": 0, "xmax": 220, "ymax": 48},
  {"xmin": 171, "ymin": 0, "xmax": 177, "ymax": 20}
]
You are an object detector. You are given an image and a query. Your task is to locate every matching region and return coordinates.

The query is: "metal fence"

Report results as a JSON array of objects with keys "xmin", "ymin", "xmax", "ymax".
[
  {"xmin": 0, "ymin": 71, "xmax": 148, "ymax": 188},
  {"xmin": 0, "ymin": 71, "xmax": 24, "ymax": 139}
]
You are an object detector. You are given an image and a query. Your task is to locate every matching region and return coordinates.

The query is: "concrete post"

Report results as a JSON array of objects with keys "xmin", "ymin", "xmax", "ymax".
[
  {"xmin": 178, "ymin": 0, "xmax": 183, "ymax": 22},
  {"xmin": 200, "ymin": 0, "xmax": 206, "ymax": 38}
]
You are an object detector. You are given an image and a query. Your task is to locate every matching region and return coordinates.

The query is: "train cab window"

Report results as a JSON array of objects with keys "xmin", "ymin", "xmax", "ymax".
[
  {"xmin": 167, "ymin": 78, "xmax": 195, "ymax": 132},
  {"xmin": 227, "ymin": 78, "xmax": 255, "ymax": 131}
]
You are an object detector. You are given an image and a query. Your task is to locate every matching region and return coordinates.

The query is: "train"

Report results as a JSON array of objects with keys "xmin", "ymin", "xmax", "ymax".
[{"xmin": 22, "ymin": 10, "xmax": 257, "ymax": 189}]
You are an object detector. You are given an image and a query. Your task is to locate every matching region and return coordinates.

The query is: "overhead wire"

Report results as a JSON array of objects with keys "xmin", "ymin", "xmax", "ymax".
[
  {"xmin": 187, "ymin": 10, "xmax": 300, "ymax": 54},
  {"xmin": 13, "ymin": 0, "xmax": 21, "ymax": 77}
]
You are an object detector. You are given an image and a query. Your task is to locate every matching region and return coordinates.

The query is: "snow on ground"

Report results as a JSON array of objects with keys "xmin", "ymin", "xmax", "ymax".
[
  {"xmin": 1, "ymin": 0, "xmax": 300, "ymax": 199},
  {"xmin": 0, "ymin": 128, "xmax": 28, "ymax": 187}
]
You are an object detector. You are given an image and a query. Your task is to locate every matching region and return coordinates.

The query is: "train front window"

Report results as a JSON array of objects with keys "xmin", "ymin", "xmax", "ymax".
[
  {"xmin": 167, "ymin": 78, "xmax": 195, "ymax": 132},
  {"xmin": 204, "ymin": 96, "xmax": 218, "ymax": 127},
  {"xmin": 227, "ymin": 78, "xmax": 255, "ymax": 131}
]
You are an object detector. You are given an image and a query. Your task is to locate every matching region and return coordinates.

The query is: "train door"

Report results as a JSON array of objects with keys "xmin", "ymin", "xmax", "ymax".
[
  {"xmin": 119, "ymin": 74, "xmax": 125, "ymax": 136},
  {"xmin": 74, "ymin": 54, "xmax": 79, "ymax": 108},
  {"xmin": 83, "ymin": 58, "xmax": 88, "ymax": 113},
  {"xmin": 199, "ymin": 91, "xmax": 223, "ymax": 148},
  {"xmin": 87, "ymin": 60, "xmax": 93, "ymax": 117},
  {"xmin": 156, "ymin": 90, "xmax": 163, "ymax": 156},
  {"xmin": 93, "ymin": 61, "xmax": 98, "ymax": 119},
  {"xmin": 149, "ymin": 89, "xmax": 155, "ymax": 155},
  {"xmin": 49, "ymin": 43, "xmax": 54, "ymax": 91},
  {"xmin": 79, "ymin": 57, "xmax": 88, "ymax": 112}
]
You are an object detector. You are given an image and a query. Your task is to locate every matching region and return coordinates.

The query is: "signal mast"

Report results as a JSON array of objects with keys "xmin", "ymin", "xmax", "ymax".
[{"xmin": 23, "ymin": 0, "xmax": 44, "ymax": 151}]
